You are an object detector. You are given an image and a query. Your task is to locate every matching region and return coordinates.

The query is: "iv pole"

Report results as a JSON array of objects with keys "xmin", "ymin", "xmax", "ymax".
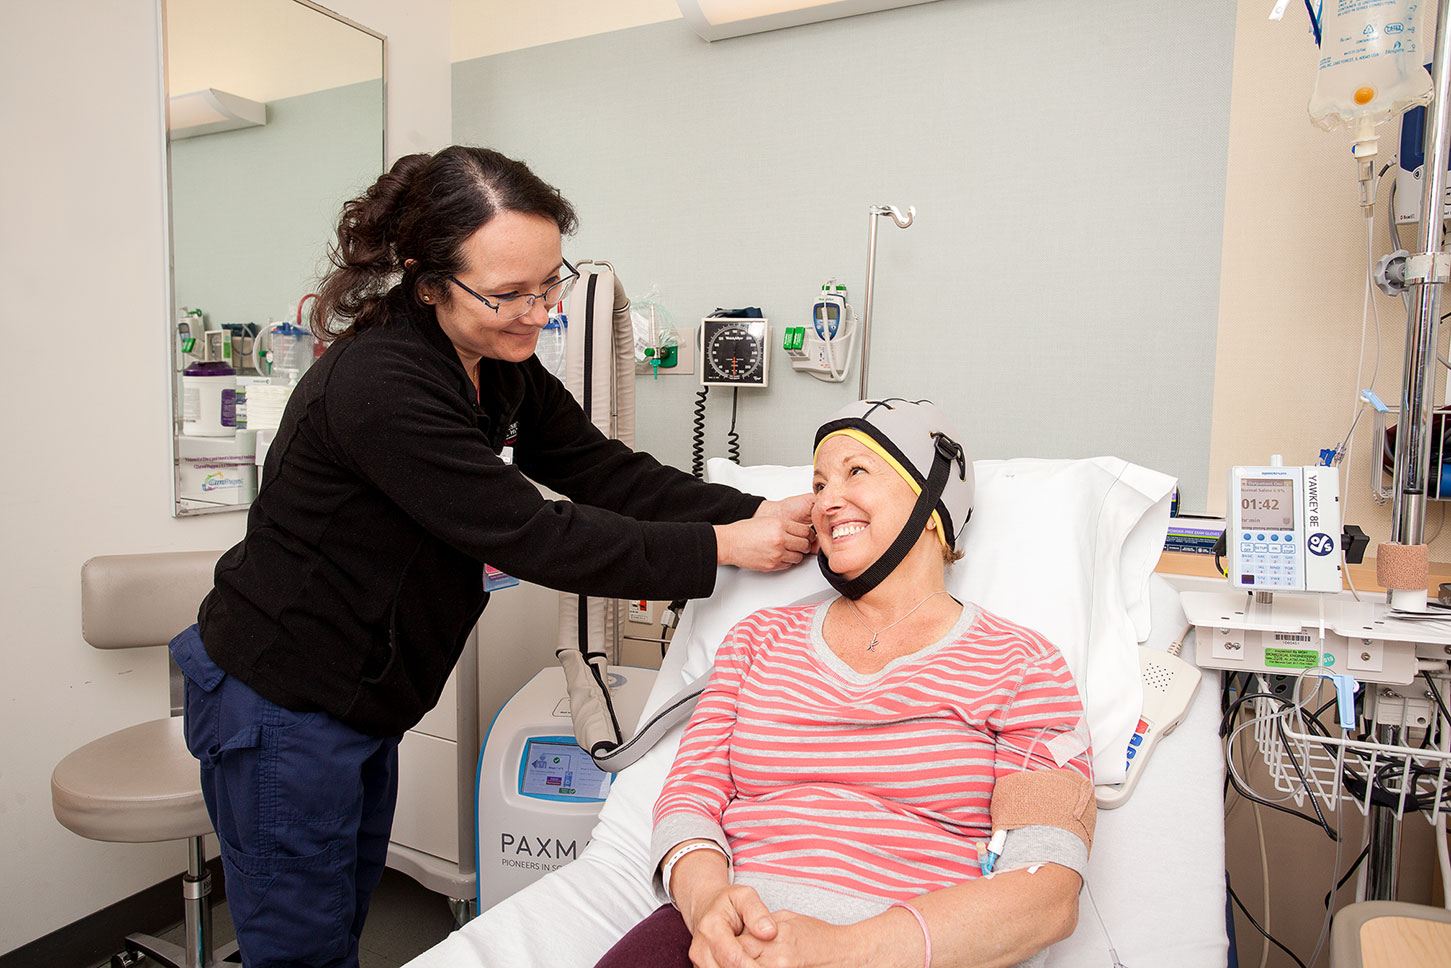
[
  {"xmin": 1379, "ymin": 0, "xmax": 1451, "ymax": 900},
  {"xmin": 859, "ymin": 204, "xmax": 915, "ymax": 400}
]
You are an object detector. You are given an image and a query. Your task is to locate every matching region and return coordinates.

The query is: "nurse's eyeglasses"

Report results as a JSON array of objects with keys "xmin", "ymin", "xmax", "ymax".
[{"xmin": 447, "ymin": 260, "xmax": 580, "ymax": 321}]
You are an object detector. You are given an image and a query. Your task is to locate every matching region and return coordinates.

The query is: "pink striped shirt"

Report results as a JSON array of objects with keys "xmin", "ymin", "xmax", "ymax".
[{"xmin": 653, "ymin": 601, "xmax": 1091, "ymax": 906}]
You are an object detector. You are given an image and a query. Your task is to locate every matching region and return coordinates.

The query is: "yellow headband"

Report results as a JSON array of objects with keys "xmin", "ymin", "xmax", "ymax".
[{"xmin": 814, "ymin": 428, "xmax": 948, "ymax": 549}]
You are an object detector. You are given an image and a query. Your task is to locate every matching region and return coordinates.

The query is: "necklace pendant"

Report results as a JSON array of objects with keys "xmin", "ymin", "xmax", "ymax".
[{"xmin": 867, "ymin": 634, "xmax": 879, "ymax": 652}]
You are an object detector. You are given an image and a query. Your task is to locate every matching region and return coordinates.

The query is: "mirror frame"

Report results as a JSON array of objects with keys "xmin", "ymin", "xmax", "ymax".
[{"xmin": 157, "ymin": 0, "xmax": 387, "ymax": 517}]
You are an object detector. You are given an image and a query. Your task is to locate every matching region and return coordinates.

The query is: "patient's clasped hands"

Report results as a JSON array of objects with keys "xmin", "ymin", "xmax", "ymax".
[
  {"xmin": 681, "ymin": 881, "xmax": 871, "ymax": 968},
  {"xmin": 676, "ymin": 857, "xmax": 896, "ymax": 968},
  {"xmin": 680, "ymin": 879, "xmax": 775, "ymax": 968}
]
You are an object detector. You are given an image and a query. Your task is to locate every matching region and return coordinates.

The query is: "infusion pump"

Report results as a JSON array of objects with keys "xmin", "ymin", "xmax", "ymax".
[{"xmin": 1227, "ymin": 463, "xmax": 1342, "ymax": 594}]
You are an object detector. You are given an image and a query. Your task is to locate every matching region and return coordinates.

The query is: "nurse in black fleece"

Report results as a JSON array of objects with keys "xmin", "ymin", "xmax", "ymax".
[{"xmin": 168, "ymin": 146, "xmax": 812, "ymax": 968}]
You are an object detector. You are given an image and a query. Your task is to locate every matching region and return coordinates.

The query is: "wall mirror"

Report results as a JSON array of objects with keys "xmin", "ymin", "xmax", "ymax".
[{"xmin": 161, "ymin": 0, "xmax": 384, "ymax": 516}]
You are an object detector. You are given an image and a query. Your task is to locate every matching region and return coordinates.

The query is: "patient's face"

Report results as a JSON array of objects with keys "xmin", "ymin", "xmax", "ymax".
[{"xmin": 812, "ymin": 436, "xmax": 919, "ymax": 578}]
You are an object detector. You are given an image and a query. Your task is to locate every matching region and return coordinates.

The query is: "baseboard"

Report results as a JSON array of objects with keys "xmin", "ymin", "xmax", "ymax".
[{"xmin": 0, "ymin": 858, "xmax": 227, "ymax": 968}]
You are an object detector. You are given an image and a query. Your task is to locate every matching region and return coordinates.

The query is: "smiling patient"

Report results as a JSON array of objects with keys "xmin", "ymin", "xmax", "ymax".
[{"xmin": 593, "ymin": 399, "xmax": 1096, "ymax": 968}]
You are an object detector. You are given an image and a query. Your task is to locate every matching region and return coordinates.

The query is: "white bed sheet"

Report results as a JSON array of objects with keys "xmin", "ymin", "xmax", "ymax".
[{"xmin": 407, "ymin": 576, "xmax": 1227, "ymax": 968}]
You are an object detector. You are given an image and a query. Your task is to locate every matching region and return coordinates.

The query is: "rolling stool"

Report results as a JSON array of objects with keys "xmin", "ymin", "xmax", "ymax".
[
  {"xmin": 50, "ymin": 551, "xmax": 237, "ymax": 968},
  {"xmin": 1330, "ymin": 901, "xmax": 1451, "ymax": 968}
]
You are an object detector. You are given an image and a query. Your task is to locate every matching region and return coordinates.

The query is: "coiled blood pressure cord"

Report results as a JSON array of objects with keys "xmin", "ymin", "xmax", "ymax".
[
  {"xmin": 728, "ymin": 388, "xmax": 741, "ymax": 464},
  {"xmin": 690, "ymin": 387, "xmax": 709, "ymax": 478}
]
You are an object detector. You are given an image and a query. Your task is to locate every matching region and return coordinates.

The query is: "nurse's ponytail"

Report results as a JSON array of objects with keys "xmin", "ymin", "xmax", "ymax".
[{"xmin": 312, "ymin": 146, "xmax": 578, "ymax": 342}]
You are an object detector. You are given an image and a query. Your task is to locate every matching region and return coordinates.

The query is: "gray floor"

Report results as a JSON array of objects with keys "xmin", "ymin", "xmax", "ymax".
[{"xmin": 92, "ymin": 869, "xmax": 457, "ymax": 968}]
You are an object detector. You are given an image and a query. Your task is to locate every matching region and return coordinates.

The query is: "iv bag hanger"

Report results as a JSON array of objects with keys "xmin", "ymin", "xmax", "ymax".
[{"xmin": 859, "ymin": 204, "xmax": 915, "ymax": 399}]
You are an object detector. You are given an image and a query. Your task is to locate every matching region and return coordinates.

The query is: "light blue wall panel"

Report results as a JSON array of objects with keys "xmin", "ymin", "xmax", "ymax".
[
  {"xmin": 454, "ymin": 2, "xmax": 1235, "ymax": 508},
  {"xmin": 170, "ymin": 80, "xmax": 383, "ymax": 333}
]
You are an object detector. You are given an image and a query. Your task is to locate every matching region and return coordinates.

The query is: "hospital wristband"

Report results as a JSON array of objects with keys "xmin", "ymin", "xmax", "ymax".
[
  {"xmin": 662, "ymin": 841, "xmax": 730, "ymax": 904},
  {"xmin": 889, "ymin": 901, "xmax": 932, "ymax": 968}
]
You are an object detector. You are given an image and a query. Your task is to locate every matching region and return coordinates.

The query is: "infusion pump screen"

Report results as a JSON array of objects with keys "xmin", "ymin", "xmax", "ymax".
[
  {"xmin": 1239, "ymin": 478, "xmax": 1294, "ymax": 530},
  {"xmin": 520, "ymin": 738, "xmax": 610, "ymax": 802}
]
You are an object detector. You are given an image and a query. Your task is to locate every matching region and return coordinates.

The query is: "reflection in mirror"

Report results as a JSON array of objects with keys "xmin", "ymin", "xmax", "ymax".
[{"xmin": 163, "ymin": 0, "xmax": 384, "ymax": 515}]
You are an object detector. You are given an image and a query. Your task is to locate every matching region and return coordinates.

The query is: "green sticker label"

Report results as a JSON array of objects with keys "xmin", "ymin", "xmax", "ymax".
[{"xmin": 1264, "ymin": 647, "xmax": 1320, "ymax": 669}]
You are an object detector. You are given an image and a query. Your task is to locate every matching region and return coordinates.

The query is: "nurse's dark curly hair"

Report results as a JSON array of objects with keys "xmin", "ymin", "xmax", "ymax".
[{"xmin": 311, "ymin": 146, "xmax": 578, "ymax": 342}]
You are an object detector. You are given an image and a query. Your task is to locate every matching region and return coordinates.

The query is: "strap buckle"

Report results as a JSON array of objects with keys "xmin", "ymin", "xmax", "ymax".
[{"xmin": 932, "ymin": 432, "xmax": 967, "ymax": 480}]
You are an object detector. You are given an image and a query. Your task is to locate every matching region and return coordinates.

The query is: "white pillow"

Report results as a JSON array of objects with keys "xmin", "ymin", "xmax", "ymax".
[{"xmin": 697, "ymin": 456, "xmax": 1174, "ymax": 783}]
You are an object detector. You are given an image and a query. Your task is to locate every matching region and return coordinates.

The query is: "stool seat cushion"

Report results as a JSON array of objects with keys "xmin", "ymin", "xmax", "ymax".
[
  {"xmin": 51, "ymin": 717, "xmax": 212, "ymax": 843},
  {"xmin": 1332, "ymin": 901, "xmax": 1451, "ymax": 968}
]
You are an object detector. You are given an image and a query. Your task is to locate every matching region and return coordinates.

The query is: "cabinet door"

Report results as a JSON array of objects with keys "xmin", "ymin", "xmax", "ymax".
[
  {"xmin": 412, "ymin": 665, "xmax": 458, "ymax": 742},
  {"xmin": 392, "ymin": 730, "xmax": 459, "ymax": 863}
]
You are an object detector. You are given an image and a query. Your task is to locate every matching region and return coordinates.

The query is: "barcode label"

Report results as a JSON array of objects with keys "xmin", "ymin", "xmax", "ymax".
[{"xmin": 1273, "ymin": 633, "xmax": 1312, "ymax": 644}]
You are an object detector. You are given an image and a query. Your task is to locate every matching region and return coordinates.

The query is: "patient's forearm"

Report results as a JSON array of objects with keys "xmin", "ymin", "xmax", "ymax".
[
  {"xmin": 664, "ymin": 840, "xmax": 731, "ymax": 927},
  {"xmin": 854, "ymin": 866, "xmax": 1080, "ymax": 968}
]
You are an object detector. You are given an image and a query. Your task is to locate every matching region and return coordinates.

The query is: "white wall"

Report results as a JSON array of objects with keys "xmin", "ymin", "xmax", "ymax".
[
  {"xmin": 454, "ymin": 2, "xmax": 1236, "ymax": 506},
  {"xmin": 0, "ymin": 0, "xmax": 449, "ymax": 953},
  {"xmin": 167, "ymin": 0, "xmax": 382, "ymax": 102},
  {"xmin": 451, "ymin": 0, "xmax": 679, "ymax": 60}
]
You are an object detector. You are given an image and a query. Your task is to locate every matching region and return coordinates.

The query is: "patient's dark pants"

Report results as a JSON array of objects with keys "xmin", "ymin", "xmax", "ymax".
[
  {"xmin": 594, "ymin": 904, "xmax": 693, "ymax": 968},
  {"xmin": 171, "ymin": 625, "xmax": 400, "ymax": 968}
]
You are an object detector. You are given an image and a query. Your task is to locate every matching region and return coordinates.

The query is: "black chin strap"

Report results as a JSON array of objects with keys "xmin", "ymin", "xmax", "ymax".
[{"xmin": 819, "ymin": 434, "xmax": 963, "ymax": 600}]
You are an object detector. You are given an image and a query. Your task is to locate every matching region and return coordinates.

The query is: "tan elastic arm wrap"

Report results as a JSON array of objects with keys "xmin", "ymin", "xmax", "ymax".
[
  {"xmin": 1375, "ymin": 542, "xmax": 1429, "ymax": 592},
  {"xmin": 990, "ymin": 769, "xmax": 1097, "ymax": 852}
]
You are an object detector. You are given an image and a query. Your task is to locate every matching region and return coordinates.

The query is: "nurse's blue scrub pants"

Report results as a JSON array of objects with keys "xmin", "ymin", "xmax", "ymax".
[{"xmin": 171, "ymin": 626, "xmax": 401, "ymax": 968}]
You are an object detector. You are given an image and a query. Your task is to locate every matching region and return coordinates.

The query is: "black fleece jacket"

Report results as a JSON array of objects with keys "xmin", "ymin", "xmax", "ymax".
[{"xmin": 198, "ymin": 287, "xmax": 762, "ymax": 736}]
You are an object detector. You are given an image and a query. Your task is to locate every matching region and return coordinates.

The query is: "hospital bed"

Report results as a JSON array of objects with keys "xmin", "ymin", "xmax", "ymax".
[{"xmin": 408, "ymin": 456, "xmax": 1230, "ymax": 968}]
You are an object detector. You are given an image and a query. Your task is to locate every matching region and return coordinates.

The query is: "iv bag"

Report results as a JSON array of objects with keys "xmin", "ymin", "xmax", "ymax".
[
  {"xmin": 537, "ymin": 314, "xmax": 567, "ymax": 378},
  {"xmin": 1309, "ymin": 0, "xmax": 1432, "ymax": 133}
]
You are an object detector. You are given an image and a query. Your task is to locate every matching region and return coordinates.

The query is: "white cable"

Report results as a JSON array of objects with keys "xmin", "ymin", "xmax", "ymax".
[
  {"xmin": 1337, "ymin": 207, "xmax": 1387, "ymax": 600},
  {"xmin": 1355, "ymin": 809, "xmax": 1372, "ymax": 902},
  {"xmin": 834, "ymin": 304, "xmax": 849, "ymax": 382},
  {"xmin": 1366, "ymin": 211, "xmax": 1385, "ymax": 397},
  {"xmin": 1307, "ymin": 668, "xmax": 1353, "ymax": 968},
  {"xmin": 815, "ymin": 304, "xmax": 839, "ymax": 383},
  {"xmin": 1226, "ymin": 713, "xmax": 1302, "ymax": 805},
  {"xmin": 1230, "ymin": 688, "xmax": 1271, "ymax": 968},
  {"xmin": 1437, "ymin": 812, "xmax": 1450, "ymax": 911},
  {"xmin": 1439, "ymin": 685, "xmax": 1451, "ymax": 910},
  {"xmin": 1081, "ymin": 881, "xmax": 1126, "ymax": 968},
  {"xmin": 807, "ymin": 292, "xmax": 854, "ymax": 384},
  {"xmin": 1309, "ymin": 779, "xmax": 1347, "ymax": 968},
  {"xmin": 1254, "ymin": 802, "xmax": 1270, "ymax": 968},
  {"xmin": 1343, "ymin": 547, "xmax": 1363, "ymax": 602},
  {"xmin": 1336, "ymin": 196, "xmax": 1385, "ymax": 481}
]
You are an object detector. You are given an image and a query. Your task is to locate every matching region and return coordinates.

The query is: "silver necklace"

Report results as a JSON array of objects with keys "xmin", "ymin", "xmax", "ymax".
[{"xmin": 847, "ymin": 590, "xmax": 950, "ymax": 652}]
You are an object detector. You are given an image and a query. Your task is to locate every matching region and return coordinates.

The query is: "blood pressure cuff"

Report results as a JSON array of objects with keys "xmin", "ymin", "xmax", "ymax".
[{"xmin": 990, "ymin": 769, "xmax": 1097, "ymax": 855}]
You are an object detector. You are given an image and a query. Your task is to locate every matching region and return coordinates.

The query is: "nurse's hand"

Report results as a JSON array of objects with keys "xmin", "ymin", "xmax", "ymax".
[
  {"xmin": 755, "ymin": 495, "xmax": 817, "ymax": 554},
  {"xmin": 715, "ymin": 518, "xmax": 812, "ymax": 572},
  {"xmin": 753, "ymin": 494, "xmax": 815, "ymax": 527}
]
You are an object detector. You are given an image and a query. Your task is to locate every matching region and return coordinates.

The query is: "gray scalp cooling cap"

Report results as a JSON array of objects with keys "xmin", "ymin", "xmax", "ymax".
[{"xmin": 814, "ymin": 398, "xmax": 973, "ymax": 598}]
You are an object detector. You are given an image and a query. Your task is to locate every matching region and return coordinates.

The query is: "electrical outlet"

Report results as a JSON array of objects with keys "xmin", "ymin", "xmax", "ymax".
[{"xmin": 1265, "ymin": 674, "xmax": 1294, "ymax": 697}]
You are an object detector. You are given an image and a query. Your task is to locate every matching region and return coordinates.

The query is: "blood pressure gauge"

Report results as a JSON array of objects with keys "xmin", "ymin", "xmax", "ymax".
[{"xmin": 700, "ymin": 317, "xmax": 770, "ymax": 388}]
